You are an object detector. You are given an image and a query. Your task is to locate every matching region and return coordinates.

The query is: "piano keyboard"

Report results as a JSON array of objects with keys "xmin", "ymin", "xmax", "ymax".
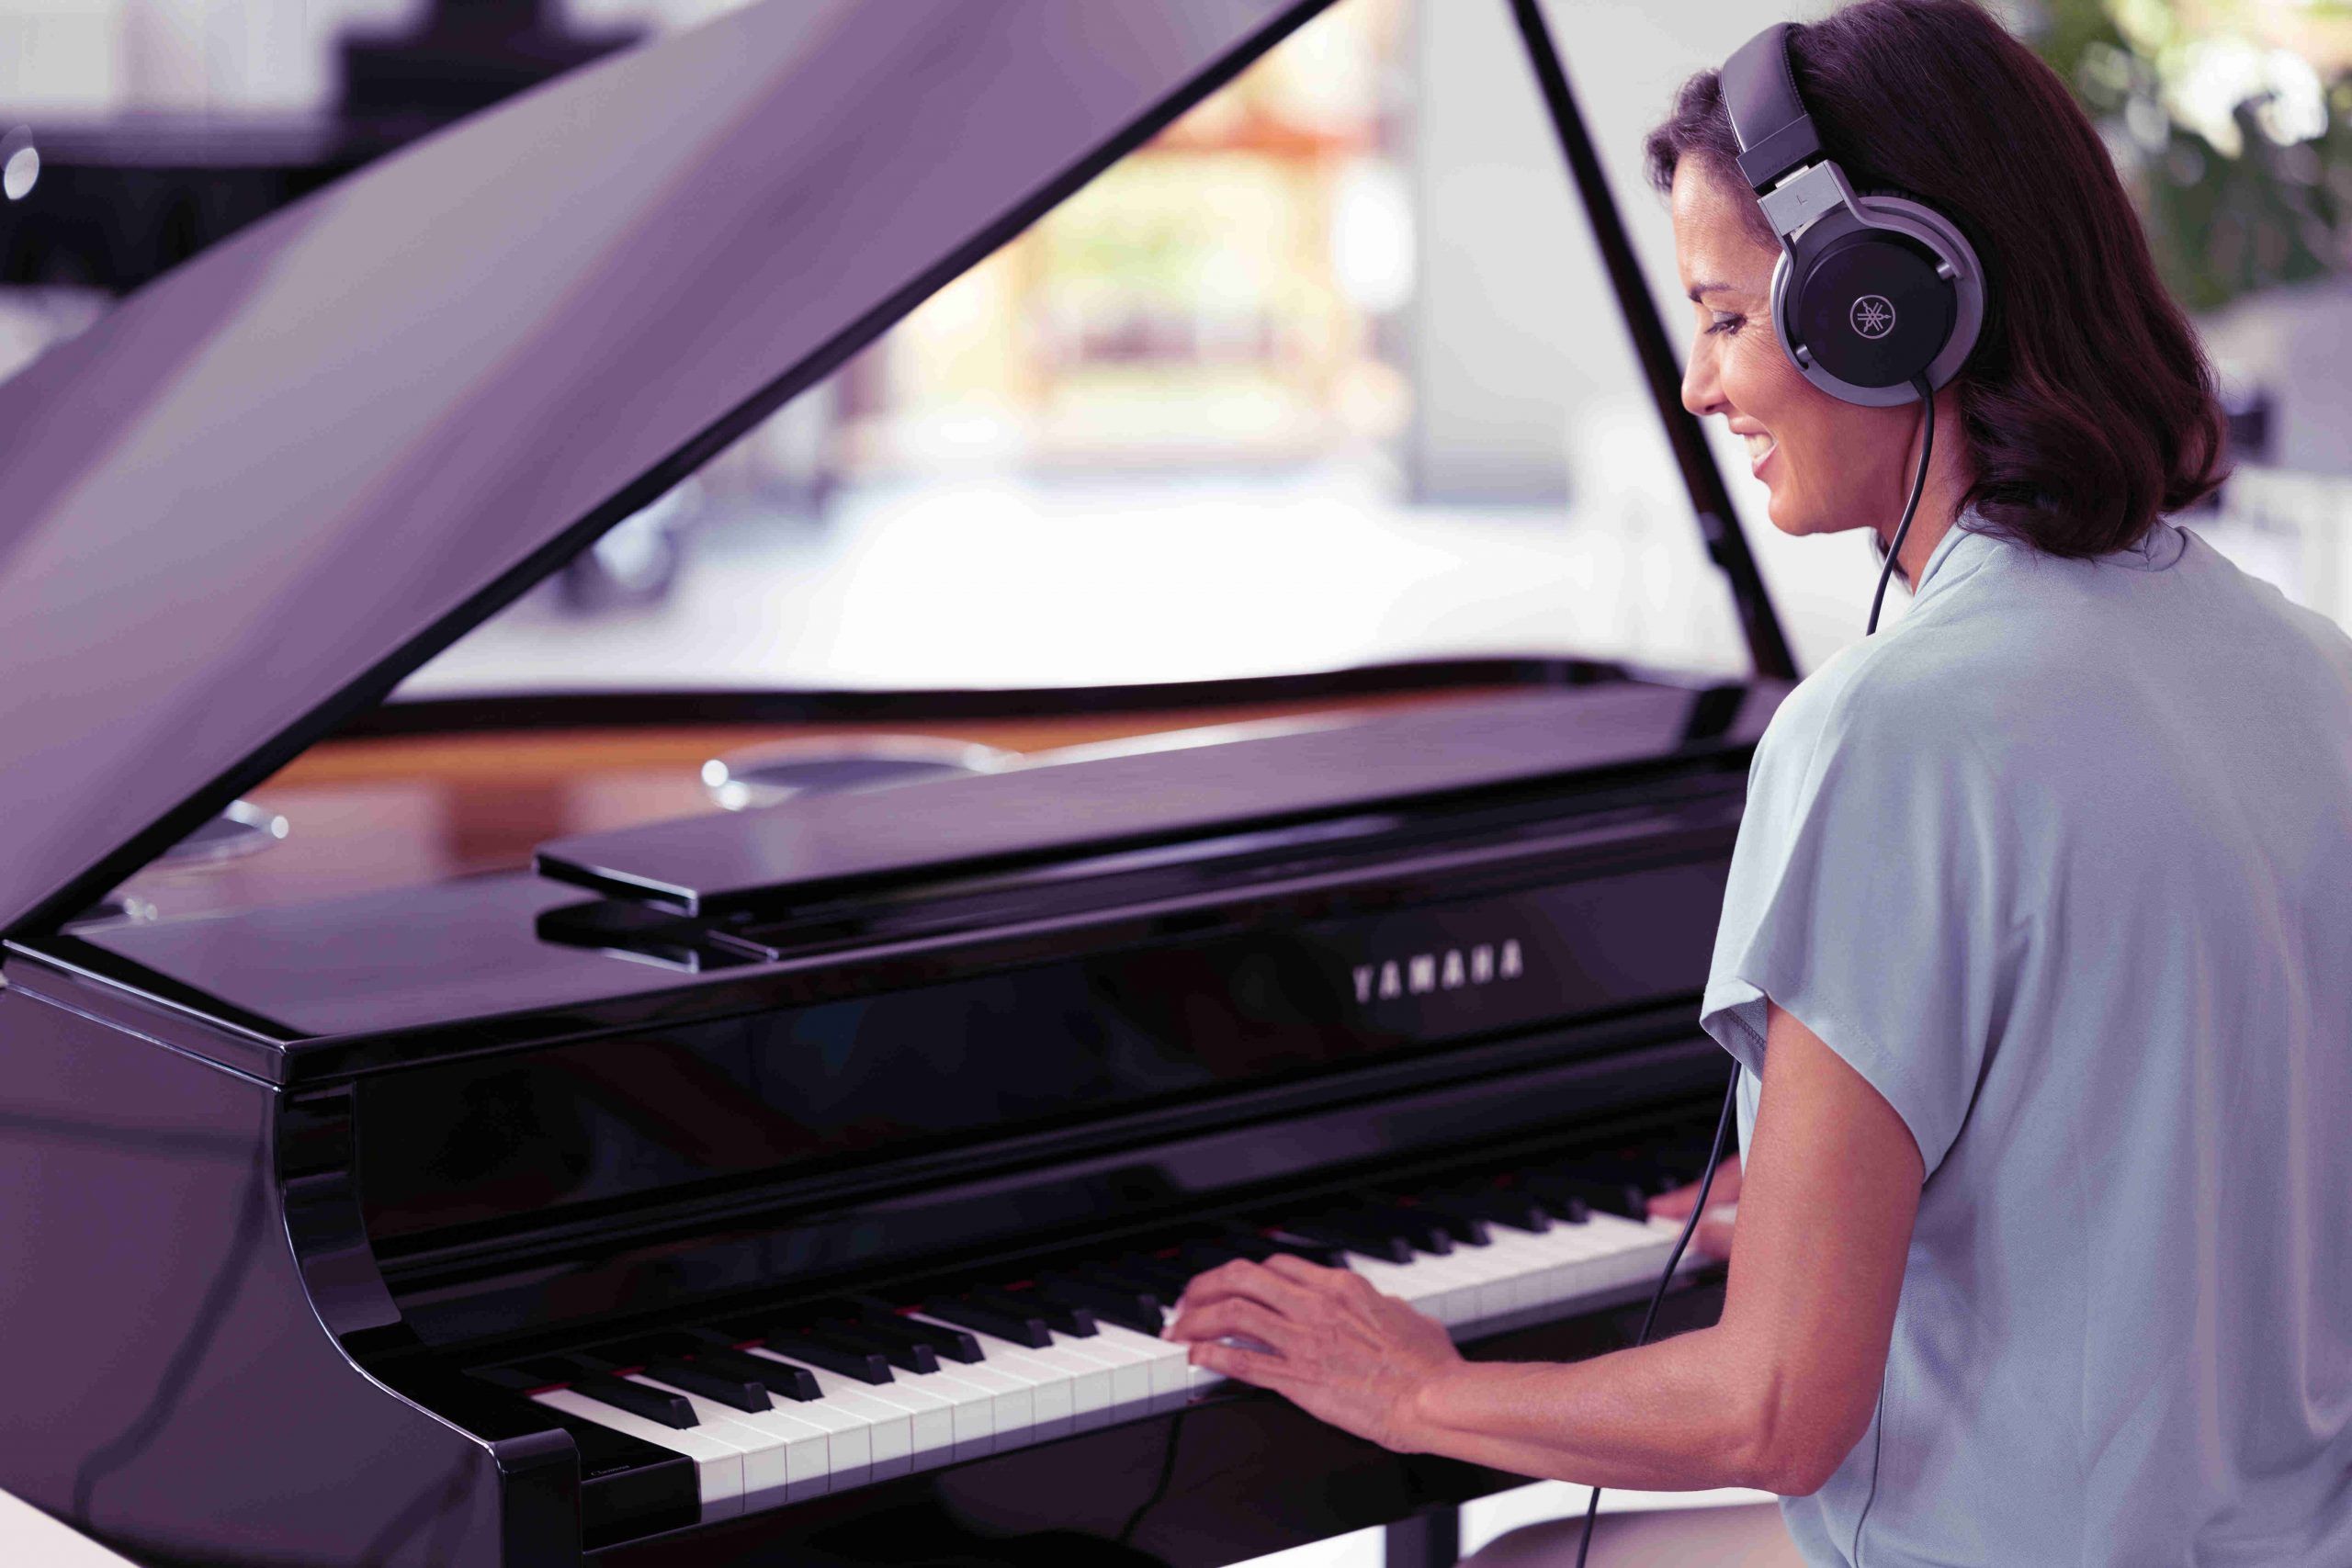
[{"xmin": 489, "ymin": 1171, "xmax": 1707, "ymax": 1520}]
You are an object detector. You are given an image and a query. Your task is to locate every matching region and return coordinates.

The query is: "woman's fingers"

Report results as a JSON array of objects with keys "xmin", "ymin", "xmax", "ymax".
[
  {"xmin": 1261, "ymin": 1252, "xmax": 1361, "ymax": 1293},
  {"xmin": 1175, "ymin": 1258, "xmax": 1317, "ymax": 1318},
  {"xmin": 1185, "ymin": 1337, "xmax": 1295, "ymax": 1388},
  {"xmin": 1164, "ymin": 1295, "xmax": 1292, "ymax": 1353},
  {"xmin": 1646, "ymin": 1155, "xmax": 1744, "ymax": 1220}
]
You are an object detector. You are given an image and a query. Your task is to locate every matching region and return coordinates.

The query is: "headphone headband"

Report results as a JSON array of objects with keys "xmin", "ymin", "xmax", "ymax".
[{"xmin": 1720, "ymin": 23, "xmax": 1821, "ymax": 190}]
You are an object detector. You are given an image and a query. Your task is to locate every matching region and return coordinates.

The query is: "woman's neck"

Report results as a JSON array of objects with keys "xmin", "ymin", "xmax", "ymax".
[{"xmin": 1877, "ymin": 386, "xmax": 1972, "ymax": 589}]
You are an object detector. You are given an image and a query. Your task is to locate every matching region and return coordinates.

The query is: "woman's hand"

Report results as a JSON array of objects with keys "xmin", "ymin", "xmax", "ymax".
[
  {"xmin": 1647, "ymin": 1154, "xmax": 1742, "ymax": 1259},
  {"xmin": 1162, "ymin": 1254, "xmax": 1462, "ymax": 1452}
]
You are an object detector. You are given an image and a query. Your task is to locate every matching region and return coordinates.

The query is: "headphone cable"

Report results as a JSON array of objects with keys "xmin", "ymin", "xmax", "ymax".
[
  {"xmin": 1868, "ymin": 375, "xmax": 1938, "ymax": 637},
  {"xmin": 1574, "ymin": 370, "xmax": 1937, "ymax": 1567},
  {"xmin": 1570, "ymin": 1068, "xmax": 1740, "ymax": 1568}
]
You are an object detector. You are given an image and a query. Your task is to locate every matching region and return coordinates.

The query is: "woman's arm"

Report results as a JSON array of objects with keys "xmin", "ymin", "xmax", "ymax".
[{"xmin": 1166, "ymin": 1002, "xmax": 1925, "ymax": 1495}]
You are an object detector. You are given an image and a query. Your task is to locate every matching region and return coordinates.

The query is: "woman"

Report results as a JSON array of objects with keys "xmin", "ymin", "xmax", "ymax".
[{"xmin": 1166, "ymin": 3, "xmax": 2352, "ymax": 1563}]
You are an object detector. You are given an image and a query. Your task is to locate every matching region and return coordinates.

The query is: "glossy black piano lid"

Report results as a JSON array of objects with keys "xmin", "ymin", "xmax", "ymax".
[{"xmin": 0, "ymin": 0, "xmax": 1325, "ymax": 938}]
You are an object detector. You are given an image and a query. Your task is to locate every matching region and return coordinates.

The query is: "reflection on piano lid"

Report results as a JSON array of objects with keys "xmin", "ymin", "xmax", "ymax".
[{"xmin": 0, "ymin": 1, "xmax": 1795, "ymax": 1564}]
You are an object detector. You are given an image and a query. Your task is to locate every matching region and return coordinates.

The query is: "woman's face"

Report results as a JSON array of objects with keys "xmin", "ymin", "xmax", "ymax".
[{"xmin": 1671, "ymin": 161, "xmax": 1919, "ymax": 540}]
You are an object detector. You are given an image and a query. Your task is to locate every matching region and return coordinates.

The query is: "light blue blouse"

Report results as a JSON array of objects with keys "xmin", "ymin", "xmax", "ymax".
[{"xmin": 1702, "ymin": 519, "xmax": 2352, "ymax": 1566}]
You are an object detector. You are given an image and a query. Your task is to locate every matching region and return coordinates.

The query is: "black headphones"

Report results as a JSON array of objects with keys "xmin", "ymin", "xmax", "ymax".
[{"xmin": 1720, "ymin": 22, "xmax": 1984, "ymax": 407}]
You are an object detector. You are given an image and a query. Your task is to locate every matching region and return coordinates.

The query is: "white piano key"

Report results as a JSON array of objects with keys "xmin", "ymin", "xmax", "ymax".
[
  {"xmin": 1348, "ymin": 1249, "xmax": 1471, "ymax": 1324},
  {"xmin": 1312, "ymin": 1207, "xmax": 1691, "ymax": 1342},
  {"xmin": 1408, "ymin": 1251, "xmax": 1491, "ymax": 1323},
  {"xmin": 1481, "ymin": 1225, "xmax": 1592, "ymax": 1323},
  {"xmin": 532, "ymin": 1387, "xmax": 745, "ymax": 1518},
  {"xmin": 795, "ymin": 1383, "xmax": 910, "ymax": 1476},
  {"xmin": 1478, "ymin": 1233, "xmax": 1564, "ymax": 1315},
  {"xmin": 1425, "ymin": 1242, "xmax": 1521, "ymax": 1325},
  {"xmin": 673, "ymin": 1374, "xmax": 874, "ymax": 1483},
  {"xmin": 898, "ymin": 1359, "xmax": 1016, "ymax": 1455},
  {"xmin": 1591, "ymin": 1213, "xmax": 1682, "ymax": 1288},
  {"xmin": 1393, "ymin": 1259, "xmax": 1489, "ymax": 1325},
  {"xmin": 1141, "ymin": 1308, "xmax": 1227, "ymax": 1391},
  {"xmin": 909, "ymin": 1316, "xmax": 1067, "ymax": 1438},
  {"xmin": 1037, "ymin": 1338, "xmax": 1118, "ymax": 1416},
  {"xmin": 990, "ymin": 1329, "xmax": 1115, "ymax": 1417},
  {"xmin": 1091, "ymin": 1322, "xmax": 1190, "ymax": 1398},
  {"xmin": 1515, "ymin": 1213, "xmax": 1671, "ymax": 1303},
  {"xmin": 646, "ymin": 1370, "xmax": 871, "ymax": 1484},
  {"xmin": 1463, "ymin": 1227, "xmax": 1559, "ymax": 1315},
  {"xmin": 748, "ymin": 1352, "xmax": 927, "ymax": 1472},
  {"xmin": 1049, "ymin": 1329, "xmax": 1153, "ymax": 1412},
  {"xmin": 627, "ymin": 1375, "xmax": 829, "ymax": 1500}
]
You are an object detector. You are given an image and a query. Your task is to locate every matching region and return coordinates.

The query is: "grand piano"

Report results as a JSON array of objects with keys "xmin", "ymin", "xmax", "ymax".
[{"xmin": 0, "ymin": 2, "xmax": 1799, "ymax": 1564}]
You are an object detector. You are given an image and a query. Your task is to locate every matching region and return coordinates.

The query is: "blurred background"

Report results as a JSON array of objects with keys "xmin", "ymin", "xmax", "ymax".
[{"xmin": 0, "ymin": 0, "xmax": 2346, "ymax": 694}]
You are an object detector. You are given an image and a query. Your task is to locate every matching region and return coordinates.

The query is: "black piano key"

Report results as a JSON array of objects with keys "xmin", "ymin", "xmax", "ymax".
[
  {"xmin": 1383, "ymin": 1197, "xmax": 1491, "ymax": 1247},
  {"xmin": 870, "ymin": 1306, "xmax": 988, "ymax": 1363},
  {"xmin": 1065, "ymin": 1259, "xmax": 1188, "ymax": 1315},
  {"xmin": 571, "ymin": 1373, "xmax": 697, "ymax": 1430},
  {"xmin": 1354, "ymin": 1201, "xmax": 1466, "ymax": 1252},
  {"xmin": 828, "ymin": 1306, "xmax": 983, "ymax": 1363},
  {"xmin": 1587, "ymin": 1154, "xmax": 1684, "ymax": 1200},
  {"xmin": 1593, "ymin": 1181, "xmax": 1654, "ymax": 1220},
  {"xmin": 761, "ymin": 1329, "xmax": 894, "ymax": 1385},
  {"xmin": 1422, "ymin": 1188, "xmax": 1552, "ymax": 1234},
  {"xmin": 1034, "ymin": 1275, "xmax": 1163, "ymax": 1335},
  {"xmin": 1521, "ymin": 1170, "xmax": 1628, "ymax": 1220},
  {"xmin": 923, "ymin": 1298, "xmax": 1052, "ymax": 1349},
  {"xmin": 1278, "ymin": 1214, "xmax": 1413, "ymax": 1265},
  {"xmin": 1544, "ymin": 1190, "xmax": 1594, "ymax": 1224},
  {"xmin": 644, "ymin": 1358, "xmax": 771, "ymax": 1414},
  {"xmin": 820, "ymin": 1320, "xmax": 943, "ymax": 1376},
  {"xmin": 1185, "ymin": 1231, "xmax": 1348, "ymax": 1272},
  {"xmin": 681, "ymin": 1339, "xmax": 823, "ymax": 1402},
  {"xmin": 1173, "ymin": 1239, "xmax": 1252, "ymax": 1274},
  {"xmin": 1253, "ymin": 1234, "xmax": 1351, "ymax": 1269},
  {"xmin": 1112, "ymin": 1255, "xmax": 1200, "ymax": 1297},
  {"xmin": 970, "ymin": 1287, "xmax": 1096, "ymax": 1338}
]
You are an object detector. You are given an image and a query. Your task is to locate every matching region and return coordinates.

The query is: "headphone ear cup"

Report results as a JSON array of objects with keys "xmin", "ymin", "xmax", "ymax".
[
  {"xmin": 1772, "ymin": 192, "xmax": 1984, "ymax": 407},
  {"xmin": 1787, "ymin": 227, "xmax": 1954, "ymax": 391}
]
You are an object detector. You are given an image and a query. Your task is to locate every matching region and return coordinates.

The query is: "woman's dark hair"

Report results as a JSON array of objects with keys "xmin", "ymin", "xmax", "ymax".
[{"xmin": 1645, "ymin": 0, "xmax": 2227, "ymax": 557}]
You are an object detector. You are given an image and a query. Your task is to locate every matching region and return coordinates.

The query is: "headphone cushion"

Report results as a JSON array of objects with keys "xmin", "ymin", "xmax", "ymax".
[{"xmin": 1788, "ymin": 228, "xmax": 1957, "ymax": 389}]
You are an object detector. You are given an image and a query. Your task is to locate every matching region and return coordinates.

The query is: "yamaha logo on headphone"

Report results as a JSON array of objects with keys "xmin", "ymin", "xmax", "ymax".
[{"xmin": 1849, "ymin": 294, "xmax": 1896, "ymax": 339}]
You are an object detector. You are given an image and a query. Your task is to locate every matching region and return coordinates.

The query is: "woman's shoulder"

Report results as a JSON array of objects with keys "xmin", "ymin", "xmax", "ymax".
[
  {"xmin": 1761, "ymin": 627, "xmax": 1967, "ymax": 754},
  {"xmin": 1763, "ymin": 524, "xmax": 2090, "ymax": 747},
  {"xmin": 1750, "ymin": 608, "xmax": 2020, "ymax": 803}
]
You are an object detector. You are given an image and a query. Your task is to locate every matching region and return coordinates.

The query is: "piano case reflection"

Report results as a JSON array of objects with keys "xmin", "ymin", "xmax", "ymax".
[{"xmin": 0, "ymin": 1, "xmax": 1798, "ymax": 1564}]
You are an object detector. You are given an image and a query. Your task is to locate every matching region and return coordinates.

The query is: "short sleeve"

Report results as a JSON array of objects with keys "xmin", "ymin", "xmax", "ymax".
[{"xmin": 1702, "ymin": 661, "xmax": 2013, "ymax": 1179}]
